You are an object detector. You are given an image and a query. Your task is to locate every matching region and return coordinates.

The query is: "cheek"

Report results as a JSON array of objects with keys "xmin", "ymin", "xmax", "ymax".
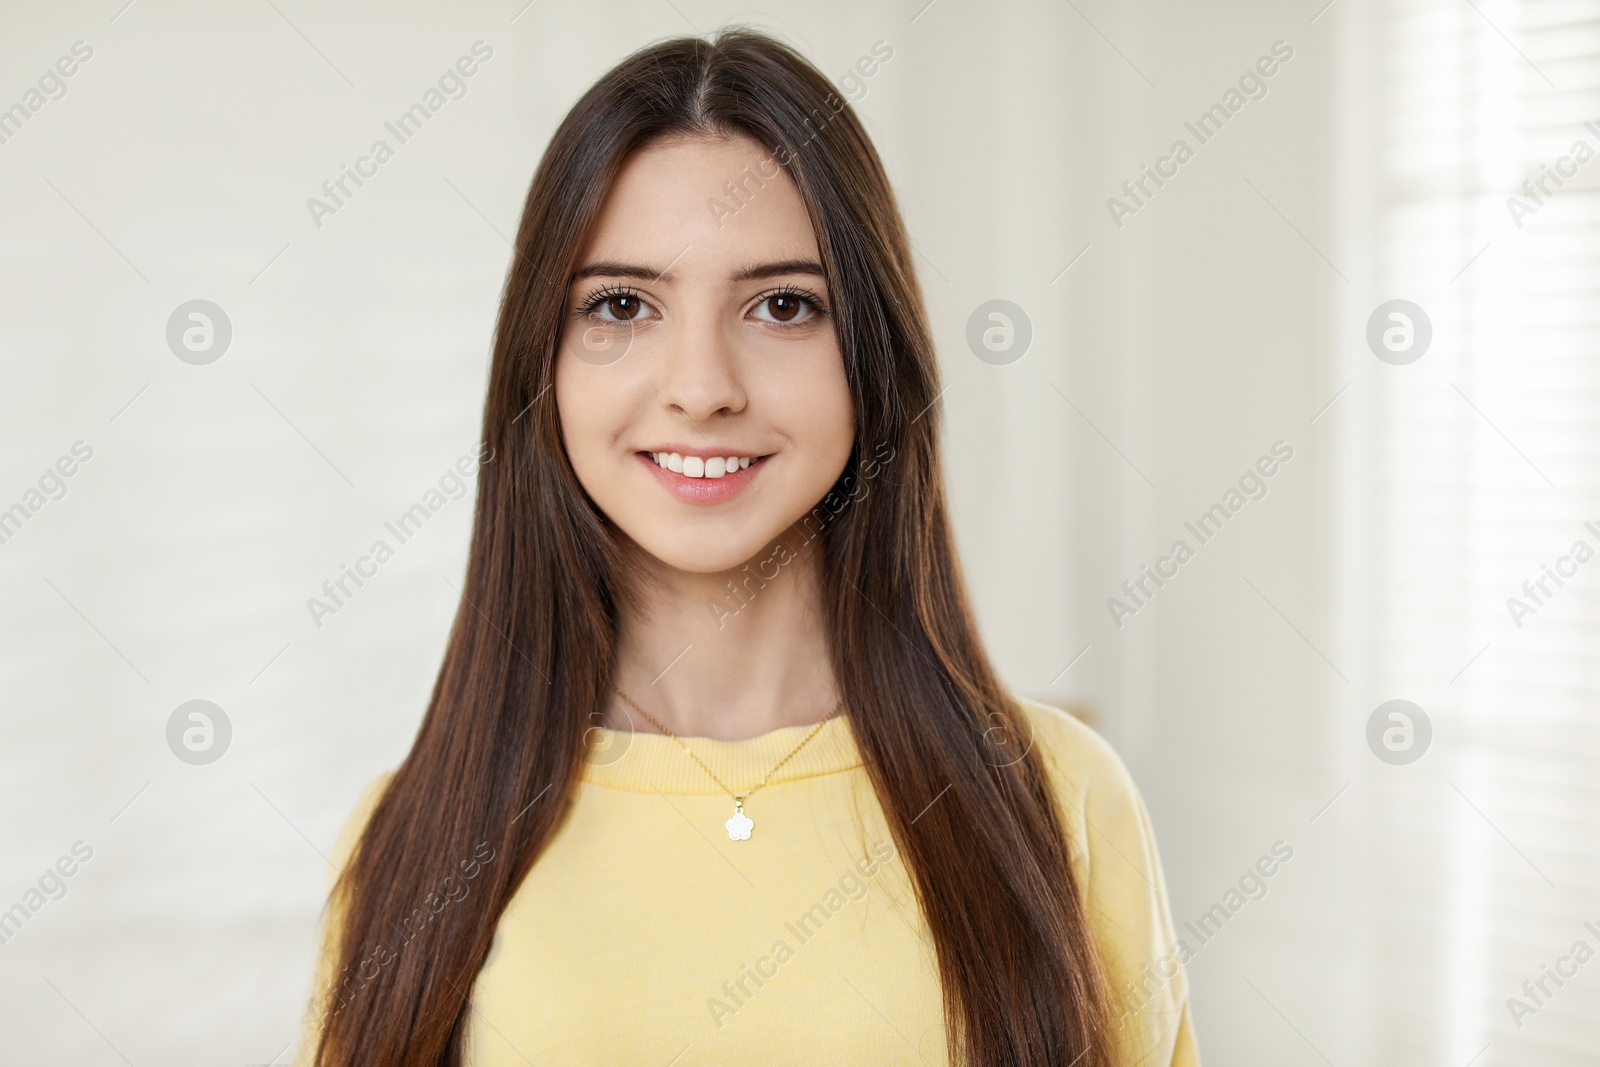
[
  {"xmin": 789, "ymin": 359, "xmax": 855, "ymax": 467},
  {"xmin": 554, "ymin": 354, "xmax": 624, "ymax": 487},
  {"xmin": 754, "ymin": 357, "xmax": 855, "ymax": 527}
]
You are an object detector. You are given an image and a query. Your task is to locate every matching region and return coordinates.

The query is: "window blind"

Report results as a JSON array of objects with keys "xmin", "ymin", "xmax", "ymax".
[{"xmin": 1367, "ymin": 1, "xmax": 1600, "ymax": 1063}]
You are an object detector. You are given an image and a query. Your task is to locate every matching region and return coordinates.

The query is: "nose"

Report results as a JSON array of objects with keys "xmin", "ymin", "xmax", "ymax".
[{"xmin": 654, "ymin": 305, "xmax": 748, "ymax": 422}]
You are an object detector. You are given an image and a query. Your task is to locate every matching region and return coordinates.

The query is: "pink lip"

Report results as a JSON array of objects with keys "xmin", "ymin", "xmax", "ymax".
[{"xmin": 637, "ymin": 451, "xmax": 765, "ymax": 505}]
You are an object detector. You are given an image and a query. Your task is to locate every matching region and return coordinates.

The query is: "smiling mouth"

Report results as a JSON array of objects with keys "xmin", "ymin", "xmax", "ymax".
[{"xmin": 645, "ymin": 451, "xmax": 763, "ymax": 479}]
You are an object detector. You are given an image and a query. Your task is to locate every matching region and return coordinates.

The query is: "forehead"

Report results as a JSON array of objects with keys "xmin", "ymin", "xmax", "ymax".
[{"xmin": 578, "ymin": 132, "xmax": 820, "ymax": 277}]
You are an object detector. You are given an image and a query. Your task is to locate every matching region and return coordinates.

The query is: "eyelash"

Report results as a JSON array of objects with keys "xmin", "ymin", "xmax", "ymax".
[
  {"xmin": 761, "ymin": 285, "xmax": 830, "ymax": 324},
  {"xmin": 572, "ymin": 284, "xmax": 830, "ymax": 326},
  {"xmin": 573, "ymin": 285, "xmax": 641, "ymax": 318}
]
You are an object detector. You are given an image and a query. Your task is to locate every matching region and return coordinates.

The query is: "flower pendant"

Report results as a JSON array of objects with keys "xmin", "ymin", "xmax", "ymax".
[{"xmin": 725, "ymin": 799, "xmax": 753, "ymax": 841}]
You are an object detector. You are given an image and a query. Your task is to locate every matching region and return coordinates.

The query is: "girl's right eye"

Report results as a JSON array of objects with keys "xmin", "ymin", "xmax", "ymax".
[{"xmin": 577, "ymin": 288, "xmax": 658, "ymax": 323}]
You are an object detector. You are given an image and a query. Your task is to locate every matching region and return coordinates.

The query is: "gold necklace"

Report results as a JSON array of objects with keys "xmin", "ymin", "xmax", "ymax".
[{"xmin": 613, "ymin": 688, "xmax": 841, "ymax": 841}]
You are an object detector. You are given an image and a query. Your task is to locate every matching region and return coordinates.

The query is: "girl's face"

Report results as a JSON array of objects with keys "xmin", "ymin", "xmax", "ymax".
[{"xmin": 555, "ymin": 134, "xmax": 855, "ymax": 575}]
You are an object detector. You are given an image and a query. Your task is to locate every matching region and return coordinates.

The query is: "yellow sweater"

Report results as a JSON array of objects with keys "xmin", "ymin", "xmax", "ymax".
[{"xmin": 293, "ymin": 697, "xmax": 1199, "ymax": 1065}]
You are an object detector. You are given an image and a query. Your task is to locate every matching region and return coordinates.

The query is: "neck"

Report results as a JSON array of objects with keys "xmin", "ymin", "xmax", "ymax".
[{"xmin": 607, "ymin": 533, "xmax": 839, "ymax": 741}]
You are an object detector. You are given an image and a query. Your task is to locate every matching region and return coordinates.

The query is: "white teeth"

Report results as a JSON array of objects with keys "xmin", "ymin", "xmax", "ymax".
[{"xmin": 650, "ymin": 452, "xmax": 759, "ymax": 477}]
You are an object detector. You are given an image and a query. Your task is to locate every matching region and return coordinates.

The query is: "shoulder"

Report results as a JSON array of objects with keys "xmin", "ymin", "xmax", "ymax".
[
  {"xmin": 1008, "ymin": 694, "xmax": 1162, "ymax": 902},
  {"xmin": 1011, "ymin": 694, "xmax": 1133, "ymax": 793},
  {"xmin": 1012, "ymin": 696, "xmax": 1199, "ymax": 1063},
  {"xmin": 326, "ymin": 770, "xmax": 397, "ymax": 888},
  {"xmin": 1011, "ymin": 696, "xmax": 1142, "ymax": 828}
]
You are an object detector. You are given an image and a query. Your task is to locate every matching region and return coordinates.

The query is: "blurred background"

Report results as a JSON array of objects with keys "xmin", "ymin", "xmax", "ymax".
[{"xmin": 2, "ymin": 0, "xmax": 1597, "ymax": 1063}]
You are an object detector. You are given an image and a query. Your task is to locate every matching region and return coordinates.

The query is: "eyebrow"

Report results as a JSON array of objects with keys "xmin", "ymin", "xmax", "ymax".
[
  {"xmin": 731, "ymin": 259, "xmax": 826, "ymax": 283},
  {"xmin": 571, "ymin": 259, "xmax": 826, "ymax": 285}
]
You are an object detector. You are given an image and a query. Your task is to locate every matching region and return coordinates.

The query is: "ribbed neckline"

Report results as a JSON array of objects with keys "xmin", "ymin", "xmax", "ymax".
[{"xmin": 580, "ymin": 715, "xmax": 863, "ymax": 794}]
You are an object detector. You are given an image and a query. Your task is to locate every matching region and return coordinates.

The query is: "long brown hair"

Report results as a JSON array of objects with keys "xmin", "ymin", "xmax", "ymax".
[{"xmin": 312, "ymin": 29, "xmax": 1115, "ymax": 1067}]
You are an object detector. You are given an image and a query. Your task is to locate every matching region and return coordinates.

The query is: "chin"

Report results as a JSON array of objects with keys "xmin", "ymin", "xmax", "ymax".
[{"xmin": 632, "ymin": 530, "xmax": 779, "ymax": 577}]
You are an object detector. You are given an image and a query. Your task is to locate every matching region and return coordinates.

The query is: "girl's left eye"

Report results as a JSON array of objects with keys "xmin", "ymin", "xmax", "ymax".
[{"xmin": 750, "ymin": 290, "xmax": 824, "ymax": 326}]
